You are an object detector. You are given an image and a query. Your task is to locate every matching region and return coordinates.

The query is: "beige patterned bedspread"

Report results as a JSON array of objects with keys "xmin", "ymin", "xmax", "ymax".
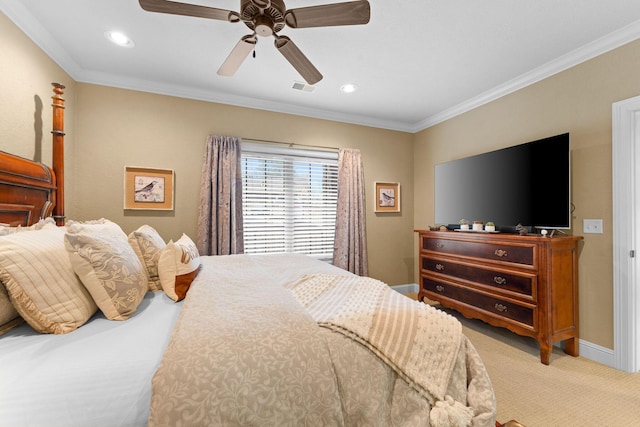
[{"xmin": 148, "ymin": 254, "xmax": 496, "ymax": 427}]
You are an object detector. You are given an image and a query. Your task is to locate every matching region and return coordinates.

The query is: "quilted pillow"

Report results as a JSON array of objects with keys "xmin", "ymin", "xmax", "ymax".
[
  {"xmin": 0, "ymin": 284, "xmax": 23, "ymax": 335},
  {"xmin": 128, "ymin": 224, "xmax": 166, "ymax": 291},
  {"xmin": 64, "ymin": 219, "xmax": 148, "ymax": 321},
  {"xmin": 0, "ymin": 217, "xmax": 59, "ymax": 334},
  {"xmin": 0, "ymin": 224, "xmax": 97, "ymax": 334},
  {"xmin": 158, "ymin": 233, "xmax": 201, "ymax": 302}
]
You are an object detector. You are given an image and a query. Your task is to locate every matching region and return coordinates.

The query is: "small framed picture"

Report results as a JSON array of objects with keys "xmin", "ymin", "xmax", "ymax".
[
  {"xmin": 374, "ymin": 181, "xmax": 400, "ymax": 213},
  {"xmin": 124, "ymin": 166, "xmax": 174, "ymax": 210}
]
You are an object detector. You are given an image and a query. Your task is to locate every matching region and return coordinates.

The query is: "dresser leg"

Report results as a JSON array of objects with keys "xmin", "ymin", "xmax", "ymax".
[
  {"xmin": 540, "ymin": 337, "xmax": 579, "ymax": 364},
  {"xmin": 563, "ymin": 337, "xmax": 579, "ymax": 357},
  {"xmin": 539, "ymin": 343, "xmax": 551, "ymax": 365}
]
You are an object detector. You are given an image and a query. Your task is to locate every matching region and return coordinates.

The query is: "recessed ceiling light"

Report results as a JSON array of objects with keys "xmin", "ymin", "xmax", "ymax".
[
  {"xmin": 105, "ymin": 31, "xmax": 135, "ymax": 48},
  {"xmin": 340, "ymin": 83, "xmax": 358, "ymax": 93}
]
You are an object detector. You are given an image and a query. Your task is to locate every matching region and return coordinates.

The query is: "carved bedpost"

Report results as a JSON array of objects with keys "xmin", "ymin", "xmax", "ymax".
[{"xmin": 51, "ymin": 83, "xmax": 65, "ymax": 226}]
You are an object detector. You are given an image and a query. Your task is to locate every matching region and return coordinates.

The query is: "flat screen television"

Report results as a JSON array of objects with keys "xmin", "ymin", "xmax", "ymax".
[{"xmin": 434, "ymin": 133, "xmax": 570, "ymax": 233}]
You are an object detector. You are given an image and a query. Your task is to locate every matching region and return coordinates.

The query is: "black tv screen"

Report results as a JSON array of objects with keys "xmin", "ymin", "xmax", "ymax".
[{"xmin": 434, "ymin": 133, "xmax": 570, "ymax": 231}]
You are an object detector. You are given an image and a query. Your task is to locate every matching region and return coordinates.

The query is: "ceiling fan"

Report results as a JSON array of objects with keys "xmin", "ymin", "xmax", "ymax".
[{"xmin": 139, "ymin": 0, "xmax": 371, "ymax": 85}]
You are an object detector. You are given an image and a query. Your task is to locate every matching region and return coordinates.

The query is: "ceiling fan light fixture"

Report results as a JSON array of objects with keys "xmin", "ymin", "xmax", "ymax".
[
  {"xmin": 105, "ymin": 31, "xmax": 135, "ymax": 48},
  {"xmin": 254, "ymin": 15, "xmax": 275, "ymax": 36},
  {"xmin": 340, "ymin": 83, "xmax": 358, "ymax": 93}
]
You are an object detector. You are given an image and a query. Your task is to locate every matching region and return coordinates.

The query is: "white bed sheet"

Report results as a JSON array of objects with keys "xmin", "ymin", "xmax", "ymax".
[{"xmin": 0, "ymin": 291, "xmax": 182, "ymax": 427}]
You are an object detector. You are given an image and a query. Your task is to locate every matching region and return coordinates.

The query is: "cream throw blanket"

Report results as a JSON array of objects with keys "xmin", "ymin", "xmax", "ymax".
[{"xmin": 288, "ymin": 274, "xmax": 475, "ymax": 427}]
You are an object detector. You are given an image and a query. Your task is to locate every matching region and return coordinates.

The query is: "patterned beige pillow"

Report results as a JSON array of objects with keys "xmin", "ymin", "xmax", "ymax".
[
  {"xmin": 128, "ymin": 224, "xmax": 166, "ymax": 292},
  {"xmin": 158, "ymin": 233, "xmax": 201, "ymax": 302},
  {"xmin": 64, "ymin": 219, "xmax": 148, "ymax": 321},
  {"xmin": 0, "ymin": 224, "xmax": 97, "ymax": 334}
]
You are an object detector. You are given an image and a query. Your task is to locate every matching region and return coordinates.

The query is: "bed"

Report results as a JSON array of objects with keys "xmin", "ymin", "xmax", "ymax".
[{"xmin": 0, "ymin": 84, "xmax": 496, "ymax": 427}]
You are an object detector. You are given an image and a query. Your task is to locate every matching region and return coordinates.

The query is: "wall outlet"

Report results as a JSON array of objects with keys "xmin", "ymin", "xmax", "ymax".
[{"xmin": 583, "ymin": 219, "xmax": 603, "ymax": 234}]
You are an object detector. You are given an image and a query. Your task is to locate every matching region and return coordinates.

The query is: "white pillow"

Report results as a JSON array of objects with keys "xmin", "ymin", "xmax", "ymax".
[
  {"xmin": 158, "ymin": 233, "xmax": 201, "ymax": 302},
  {"xmin": 0, "ymin": 224, "xmax": 97, "ymax": 334},
  {"xmin": 128, "ymin": 224, "xmax": 166, "ymax": 291},
  {"xmin": 64, "ymin": 219, "xmax": 148, "ymax": 320},
  {"xmin": 0, "ymin": 217, "xmax": 56, "ymax": 236}
]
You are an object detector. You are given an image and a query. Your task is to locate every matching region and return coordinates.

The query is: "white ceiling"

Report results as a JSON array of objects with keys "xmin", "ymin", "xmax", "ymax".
[{"xmin": 3, "ymin": 0, "xmax": 640, "ymax": 132}]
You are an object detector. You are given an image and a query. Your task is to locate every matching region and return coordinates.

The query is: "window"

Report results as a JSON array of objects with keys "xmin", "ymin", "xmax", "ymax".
[{"xmin": 241, "ymin": 142, "xmax": 338, "ymax": 261}]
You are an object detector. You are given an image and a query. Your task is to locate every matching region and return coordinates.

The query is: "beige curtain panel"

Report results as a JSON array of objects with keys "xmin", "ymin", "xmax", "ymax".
[
  {"xmin": 333, "ymin": 148, "xmax": 368, "ymax": 276},
  {"xmin": 196, "ymin": 135, "xmax": 244, "ymax": 256}
]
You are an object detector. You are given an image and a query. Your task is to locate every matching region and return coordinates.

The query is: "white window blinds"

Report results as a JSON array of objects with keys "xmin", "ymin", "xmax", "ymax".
[{"xmin": 241, "ymin": 142, "xmax": 339, "ymax": 261}]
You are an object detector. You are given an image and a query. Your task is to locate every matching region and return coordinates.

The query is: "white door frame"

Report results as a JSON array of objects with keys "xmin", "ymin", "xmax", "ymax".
[{"xmin": 612, "ymin": 96, "xmax": 640, "ymax": 372}]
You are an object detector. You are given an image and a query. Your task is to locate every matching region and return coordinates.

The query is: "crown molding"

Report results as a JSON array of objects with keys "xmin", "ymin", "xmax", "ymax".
[
  {"xmin": 76, "ymin": 68, "xmax": 415, "ymax": 132},
  {"xmin": 4, "ymin": 0, "xmax": 640, "ymax": 134},
  {"xmin": 412, "ymin": 19, "xmax": 640, "ymax": 133},
  {"xmin": 0, "ymin": 0, "xmax": 84, "ymax": 78}
]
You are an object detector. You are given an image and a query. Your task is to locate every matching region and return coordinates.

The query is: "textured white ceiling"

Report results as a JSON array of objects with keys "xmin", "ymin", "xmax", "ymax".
[{"xmin": 3, "ymin": 0, "xmax": 640, "ymax": 132}]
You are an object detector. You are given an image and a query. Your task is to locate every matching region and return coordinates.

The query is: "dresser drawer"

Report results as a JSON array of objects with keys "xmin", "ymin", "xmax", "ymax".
[
  {"xmin": 422, "ymin": 278, "xmax": 534, "ymax": 328},
  {"xmin": 421, "ymin": 257, "xmax": 535, "ymax": 298},
  {"xmin": 422, "ymin": 237, "xmax": 535, "ymax": 267}
]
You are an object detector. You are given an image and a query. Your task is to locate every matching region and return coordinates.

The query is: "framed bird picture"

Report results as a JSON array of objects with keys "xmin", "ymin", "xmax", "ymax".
[
  {"xmin": 374, "ymin": 181, "xmax": 400, "ymax": 213},
  {"xmin": 124, "ymin": 166, "xmax": 174, "ymax": 210}
]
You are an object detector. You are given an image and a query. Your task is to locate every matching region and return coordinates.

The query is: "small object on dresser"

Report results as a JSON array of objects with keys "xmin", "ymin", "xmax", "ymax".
[
  {"xmin": 439, "ymin": 225, "xmax": 448, "ymax": 231},
  {"xmin": 472, "ymin": 221, "xmax": 483, "ymax": 231},
  {"xmin": 458, "ymin": 219, "xmax": 470, "ymax": 230},
  {"xmin": 485, "ymin": 222, "xmax": 496, "ymax": 232},
  {"xmin": 515, "ymin": 223, "xmax": 527, "ymax": 235}
]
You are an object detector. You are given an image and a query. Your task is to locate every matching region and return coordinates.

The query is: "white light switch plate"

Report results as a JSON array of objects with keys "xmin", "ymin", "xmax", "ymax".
[{"xmin": 583, "ymin": 219, "xmax": 603, "ymax": 234}]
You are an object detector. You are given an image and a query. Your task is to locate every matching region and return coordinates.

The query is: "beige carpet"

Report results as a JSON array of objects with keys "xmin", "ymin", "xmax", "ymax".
[
  {"xmin": 448, "ymin": 307, "xmax": 640, "ymax": 426},
  {"xmin": 403, "ymin": 293, "xmax": 640, "ymax": 426}
]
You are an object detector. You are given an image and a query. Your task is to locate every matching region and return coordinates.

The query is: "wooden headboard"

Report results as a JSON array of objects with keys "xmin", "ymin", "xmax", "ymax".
[{"xmin": 0, "ymin": 83, "xmax": 66, "ymax": 227}]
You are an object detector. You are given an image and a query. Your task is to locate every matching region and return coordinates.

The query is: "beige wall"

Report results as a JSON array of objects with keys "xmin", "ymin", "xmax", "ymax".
[
  {"xmin": 72, "ymin": 84, "xmax": 415, "ymax": 285},
  {"xmin": 1, "ymin": 10, "xmax": 415, "ymax": 287},
  {"xmin": 414, "ymin": 39, "xmax": 640, "ymax": 349},
  {"xmin": 0, "ymin": 12, "xmax": 76, "ymax": 213}
]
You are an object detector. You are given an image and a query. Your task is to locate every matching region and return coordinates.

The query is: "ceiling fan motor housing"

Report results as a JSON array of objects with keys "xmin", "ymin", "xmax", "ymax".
[{"xmin": 241, "ymin": 0, "xmax": 286, "ymax": 35}]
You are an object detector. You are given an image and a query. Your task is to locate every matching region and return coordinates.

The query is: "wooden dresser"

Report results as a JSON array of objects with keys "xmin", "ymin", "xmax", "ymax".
[{"xmin": 415, "ymin": 229, "xmax": 582, "ymax": 365}]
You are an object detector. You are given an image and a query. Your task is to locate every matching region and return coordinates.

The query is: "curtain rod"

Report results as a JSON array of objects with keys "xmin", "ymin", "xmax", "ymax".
[{"xmin": 242, "ymin": 138, "xmax": 339, "ymax": 152}]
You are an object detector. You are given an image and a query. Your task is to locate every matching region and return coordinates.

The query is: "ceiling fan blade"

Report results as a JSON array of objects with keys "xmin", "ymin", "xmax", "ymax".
[
  {"xmin": 285, "ymin": 0, "xmax": 370, "ymax": 28},
  {"xmin": 217, "ymin": 35, "xmax": 258, "ymax": 77},
  {"xmin": 274, "ymin": 36, "xmax": 323, "ymax": 85},
  {"xmin": 139, "ymin": 0, "xmax": 240, "ymax": 22}
]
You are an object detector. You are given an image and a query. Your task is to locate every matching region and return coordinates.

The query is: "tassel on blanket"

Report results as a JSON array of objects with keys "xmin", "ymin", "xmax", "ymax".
[{"xmin": 429, "ymin": 395, "xmax": 474, "ymax": 427}]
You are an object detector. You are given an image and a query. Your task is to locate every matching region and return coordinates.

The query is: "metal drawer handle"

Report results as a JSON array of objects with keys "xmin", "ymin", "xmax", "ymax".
[
  {"xmin": 436, "ymin": 285, "xmax": 445, "ymax": 292},
  {"xmin": 494, "ymin": 303, "xmax": 508, "ymax": 312},
  {"xmin": 494, "ymin": 276, "xmax": 507, "ymax": 285},
  {"xmin": 436, "ymin": 243, "xmax": 445, "ymax": 249},
  {"xmin": 494, "ymin": 249, "xmax": 508, "ymax": 257},
  {"xmin": 436, "ymin": 263, "xmax": 445, "ymax": 271}
]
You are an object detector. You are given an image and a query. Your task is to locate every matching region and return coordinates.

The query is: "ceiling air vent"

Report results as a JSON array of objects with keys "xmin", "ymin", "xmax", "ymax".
[{"xmin": 292, "ymin": 81, "xmax": 316, "ymax": 93}]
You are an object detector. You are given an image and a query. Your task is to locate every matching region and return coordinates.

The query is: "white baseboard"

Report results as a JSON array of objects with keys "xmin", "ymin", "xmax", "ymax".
[
  {"xmin": 579, "ymin": 339, "xmax": 616, "ymax": 368},
  {"xmin": 391, "ymin": 283, "xmax": 419, "ymax": 294}
]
